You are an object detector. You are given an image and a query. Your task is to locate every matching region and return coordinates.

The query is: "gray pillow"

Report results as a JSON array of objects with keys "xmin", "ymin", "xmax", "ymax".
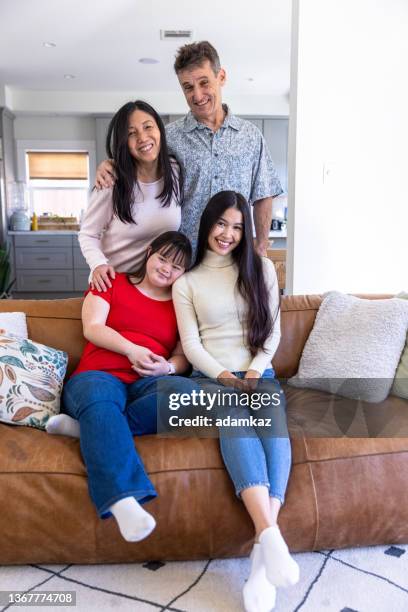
[{"xmin": 288, "ymin": 291, "xmax": 408, "ymax": 403}]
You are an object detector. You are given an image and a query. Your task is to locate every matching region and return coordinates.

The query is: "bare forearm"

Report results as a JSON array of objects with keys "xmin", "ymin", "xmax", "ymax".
[
  {"xmin": 253, "ymin": 197, "xmax": 273, "ymax": 251},
  {"xmin": 83, "ymin": 323, "xmax": 134, "ymax": 357}
]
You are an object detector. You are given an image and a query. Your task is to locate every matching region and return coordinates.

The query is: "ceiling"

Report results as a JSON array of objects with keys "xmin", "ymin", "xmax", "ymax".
[{"xmin": 0, "ymin": 0, "xmax": 292, "ymax": 115}]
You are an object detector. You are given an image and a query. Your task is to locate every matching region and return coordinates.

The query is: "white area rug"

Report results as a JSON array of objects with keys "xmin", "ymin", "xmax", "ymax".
[{"xmin": 0, "ymin": 544, "xmax": 407, "ymax": 611}]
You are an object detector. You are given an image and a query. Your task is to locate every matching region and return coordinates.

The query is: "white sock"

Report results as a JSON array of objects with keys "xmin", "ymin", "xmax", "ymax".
[
  {"xmin": 259, "ymin": 526, "xmax": 299, "ymax": 587},
  {"xmin": 109, "ymin": 497, "xmax": 156, "ymax": 542},
  {"xmin": 46, "ymin": 414, "xmax": 80, "ymax": 438},
  {"xmin": 243, "ymin": 543, "xmax": 276, "ymax": 612}
]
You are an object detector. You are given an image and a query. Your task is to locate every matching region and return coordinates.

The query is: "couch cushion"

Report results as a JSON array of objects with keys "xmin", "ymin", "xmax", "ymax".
[
  {"xmin": 0, "ymin": 298, "xmax": 84, "ymax": 377},
  {"xmin": 0, "ymin": 424, "xmax": 224, "ymax": 475},
  {"xmin": 0, "ymin": 294, "xmax": 393, "ymax": 381},
  {"xmin": 288, "ymin": 292, "xmax": 408, "ymax": 402},
  {"xmin": 0, "ymin": 334, "xmax": 67, "ymax": 429},
  {"xmin": 2, "ymin": 383, "xmax": 407, "ymax": 474},
  {"xmin": 272, "ymin": 294, "xmax": 393, "ymax": 379},
  {"xmin": 392, "ymin": 292, "xmax": 408, "ymax": 399},
  {"xmin": 285, "ymin": 384, "xmax": 408, "ymax": 460}
]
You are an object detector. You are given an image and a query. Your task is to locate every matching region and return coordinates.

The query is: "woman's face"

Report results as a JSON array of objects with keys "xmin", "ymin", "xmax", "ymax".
[
  {"xmin": 208, "ymin": 207, "xmax": 244, "ymax": 256},
  {"xmin": 127, "ymin": 109, "xmax": 161, "ymax": 165},
  {"xmin": 145, "ymin": 248, "xmax": 186, "ymax": 288}
]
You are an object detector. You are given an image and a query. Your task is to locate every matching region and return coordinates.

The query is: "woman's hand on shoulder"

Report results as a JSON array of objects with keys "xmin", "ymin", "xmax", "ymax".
[
  {"xmin": 95, "ymin": 159, "xmax": 117, "ymax": 189},
  {"xmin": 91, "ymin": 265, "xmax": 116, "ymax": 292}
]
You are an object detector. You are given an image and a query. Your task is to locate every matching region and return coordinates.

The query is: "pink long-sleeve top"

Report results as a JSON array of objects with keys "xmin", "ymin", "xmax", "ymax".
[{"xmin": 78, "ymin": 175, "xmax": 181, "ymax": 274}]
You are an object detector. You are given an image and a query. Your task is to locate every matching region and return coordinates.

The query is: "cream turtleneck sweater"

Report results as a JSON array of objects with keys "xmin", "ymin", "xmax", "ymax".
[{"xmin": 172, "ymin": 250, "xmax": 281, "ymax": 379}]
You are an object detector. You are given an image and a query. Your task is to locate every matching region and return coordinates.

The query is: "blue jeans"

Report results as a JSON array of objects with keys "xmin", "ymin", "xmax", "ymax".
[
  {"xmin": 62, "ymin": 371, "xmax": 199, "ymax": 518},
  {"xmin": 191, "ymin": 368, "xmax": 292, "ymax": 503}
]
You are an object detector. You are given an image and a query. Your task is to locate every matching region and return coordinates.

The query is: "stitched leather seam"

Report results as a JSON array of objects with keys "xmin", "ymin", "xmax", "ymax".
[
  {"xmin": 308, "ymin": 462, "xmax": 320, "ymax": 550},
  {"xmin": 2, "ymin": 450, "xmax": 408, "ymax": 476},
  {"xmin": 291, "ymin": 449, "xmax": 408, "ymax": 465},
  {"xmin": 299, "ymin": 436, "xmax": 319, "ymax": 547},
  {"xmin": 2, "ymin": 446, "xmax": 408, "ymax": 477},
  {"xmin": 0, "ymin": 467, "xmax": 228, "ymax": 476}
]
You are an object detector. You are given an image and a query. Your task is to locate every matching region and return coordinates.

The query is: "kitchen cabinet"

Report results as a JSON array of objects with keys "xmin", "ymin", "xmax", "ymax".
[
  {"xmin": 242, "ymin": 117, "xmax": 263, "ymax": 131},
  {"xmin": 0, "ymin": 108, "xmax": 17, "ymax": 245},
  {"xmin": 10, "ymin": 232, "xmax": 89, "ymax": 298},
  {"xmin": 263, "ymin": 118, "xmax": 288, "ymax": 193}
]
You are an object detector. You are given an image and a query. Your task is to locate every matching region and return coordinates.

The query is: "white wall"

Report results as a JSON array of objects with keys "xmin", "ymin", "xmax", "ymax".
[{"xmin": 287, "ymin": 0, "xmax": 408, "ymax": 294}]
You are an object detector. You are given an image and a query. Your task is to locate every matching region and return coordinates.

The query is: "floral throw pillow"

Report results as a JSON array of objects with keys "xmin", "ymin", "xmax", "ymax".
[{"xmin": 0, "ymin": 335, "xmax": 68, "ymax": 430}]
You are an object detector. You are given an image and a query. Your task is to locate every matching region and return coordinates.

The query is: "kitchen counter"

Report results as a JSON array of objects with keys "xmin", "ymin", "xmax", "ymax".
[{"xmin": 269, "ymin": 229, "xmax": 287, "ymax": 238}]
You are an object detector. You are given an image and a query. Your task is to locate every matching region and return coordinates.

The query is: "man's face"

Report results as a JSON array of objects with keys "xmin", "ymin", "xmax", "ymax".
[{"xmin": 177, "ymin": 60, "xmax": 226, "ymax": 122}]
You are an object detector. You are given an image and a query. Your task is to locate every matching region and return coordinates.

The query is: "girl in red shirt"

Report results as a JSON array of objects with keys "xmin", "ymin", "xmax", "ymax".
[{"xmin": 47, "ymin": 231, "xmax": 197, "ymax": 543}]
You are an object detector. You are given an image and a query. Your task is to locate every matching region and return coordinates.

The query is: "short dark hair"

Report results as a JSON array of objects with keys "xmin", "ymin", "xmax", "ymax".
[
  {"xmin": 174, "ymin": 41, "xmax": 221, "ymax": 75},
  {"xmin": 129, "ymin": 231, "xmax": 192, "ymax": 281}
]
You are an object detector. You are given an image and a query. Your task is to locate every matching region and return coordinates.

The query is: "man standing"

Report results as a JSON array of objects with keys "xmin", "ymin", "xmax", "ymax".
[{"xmin": 96, "ymin": 41, "xmax": 283, "ymax": 256}]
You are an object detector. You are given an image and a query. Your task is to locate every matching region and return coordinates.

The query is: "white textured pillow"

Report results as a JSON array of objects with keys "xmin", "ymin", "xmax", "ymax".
[
  {"xmin": 288, "ymin": 291, "xmax": 408, "ymax": 403},
  {"xmin": 0, "ymin": 312, "xmax": 28, "ymax": 338}
]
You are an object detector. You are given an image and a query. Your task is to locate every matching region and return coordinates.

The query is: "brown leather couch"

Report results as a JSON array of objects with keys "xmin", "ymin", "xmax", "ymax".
[{"xmin": 0, "ymin": 294, "xmax": 407, "ymax": 565}]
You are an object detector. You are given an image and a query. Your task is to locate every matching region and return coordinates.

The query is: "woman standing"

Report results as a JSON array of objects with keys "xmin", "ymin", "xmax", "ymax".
[
  {"xmin": 172, "ymin": 192, "xmax": 298, "ymax": 612},
  {"xmin": 79, "ymin": 100, "xmax": 183, "ymax": 292}
]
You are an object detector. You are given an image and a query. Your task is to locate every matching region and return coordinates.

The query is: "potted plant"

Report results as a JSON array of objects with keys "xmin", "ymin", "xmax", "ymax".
[{"xmin": 0, "ymin": 243, "xmax": 15, "ymax": 299}]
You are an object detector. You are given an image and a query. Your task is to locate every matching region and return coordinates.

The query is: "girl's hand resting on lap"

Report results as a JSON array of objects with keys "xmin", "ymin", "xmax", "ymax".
[
  {"xmin": 217, "ymin": 370, "xmax": 248, "ymax": 392},
  {"xmin": 129, "ymin": 350, "xmax": 170, "ymax": 377},
  {"xmin": 217, "ymin": 369, "xmax": 261, "ymax": 392},
  {"xmin": 126, "ymin": 345, "xmax": 158, "ymax": 370},
  {"xmin": 244, "ymin": 369, "xmax": 261, "ymax": 391},
  {"xmin": 91, "ymin": 265, "xmax": 116, "ymax": 292}
]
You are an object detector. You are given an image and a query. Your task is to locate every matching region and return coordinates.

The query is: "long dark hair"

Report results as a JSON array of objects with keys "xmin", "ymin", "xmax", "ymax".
[
  {"xmin": 194, "ymin": 191, "xmax": 277, "ymax": 356},
  {"xmin": 129, "ymin": 231, "xmax": 192, "ymax": 283},
  {"xmin": 106, "ymin": 100, "xmax": 183, "ymax": 224}
]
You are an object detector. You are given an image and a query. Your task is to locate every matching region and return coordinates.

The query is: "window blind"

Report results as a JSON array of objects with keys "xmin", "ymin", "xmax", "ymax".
[{"xmin": 27, "ymin": 151, "xmax": 89, "ymax": 180}]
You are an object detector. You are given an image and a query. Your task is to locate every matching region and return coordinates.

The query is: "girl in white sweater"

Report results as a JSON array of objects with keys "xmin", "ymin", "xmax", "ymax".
[
  {"xmin": 172, "ymin": 191, "xmax": 298, "ymax": 612},
  {"xmin": 79, "ymin": 100, "xmax": 183, "ymax": 292}
]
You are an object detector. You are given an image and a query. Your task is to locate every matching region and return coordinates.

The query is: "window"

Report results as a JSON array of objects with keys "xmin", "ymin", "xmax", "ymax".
[{"xmin": 26, "ymin": 151, "xmax": 90, "ymax": 219}]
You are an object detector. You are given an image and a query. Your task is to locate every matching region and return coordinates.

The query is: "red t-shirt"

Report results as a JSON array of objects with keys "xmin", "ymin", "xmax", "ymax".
[{"xmin": 72, "ymin": 273, "xmax": 178, "ymax": 383}]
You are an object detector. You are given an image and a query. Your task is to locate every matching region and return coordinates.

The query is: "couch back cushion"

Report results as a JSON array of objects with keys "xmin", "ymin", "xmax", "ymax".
[
  {"xmin": 0, "ymin": 294, "xmax": 393, "ymax": 380},
  {"xmin": 273, "ymin": 295, "xmax": 322, "ymax": 377},
  {"xmin": 273, "ymin": 294, "xmax": 393, "ymax": 378},
  {"xmin": 0, "ymin": 298, "xmax": 84, "ymax": 377}
]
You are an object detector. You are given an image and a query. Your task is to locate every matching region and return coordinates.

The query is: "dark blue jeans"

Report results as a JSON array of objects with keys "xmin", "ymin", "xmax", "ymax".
[{"xmin": 62, "ymin": 371, "xmax": 198, "ymax": 518}]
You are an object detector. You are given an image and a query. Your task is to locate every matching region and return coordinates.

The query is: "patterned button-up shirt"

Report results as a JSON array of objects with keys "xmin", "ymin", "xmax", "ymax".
[{"xmin": 165, "ymin": 106, "xmax": 283, "ymax": 240}]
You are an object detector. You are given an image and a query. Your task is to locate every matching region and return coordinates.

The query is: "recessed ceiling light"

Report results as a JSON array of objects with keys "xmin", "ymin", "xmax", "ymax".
[
  {"xmin": 64, "ymin": 74, "xmax": 76, "ymax": 79},
  {"xmin": 139, "ymin": 58, "xmax": 159, "ymax": 64},
  {"xmin": 43, "ymin": 41, "xmax": 56, "ymax": 48},
  {"xmin": 247, "ymin": 77, "xmax": 254, "ymax": 82}
]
